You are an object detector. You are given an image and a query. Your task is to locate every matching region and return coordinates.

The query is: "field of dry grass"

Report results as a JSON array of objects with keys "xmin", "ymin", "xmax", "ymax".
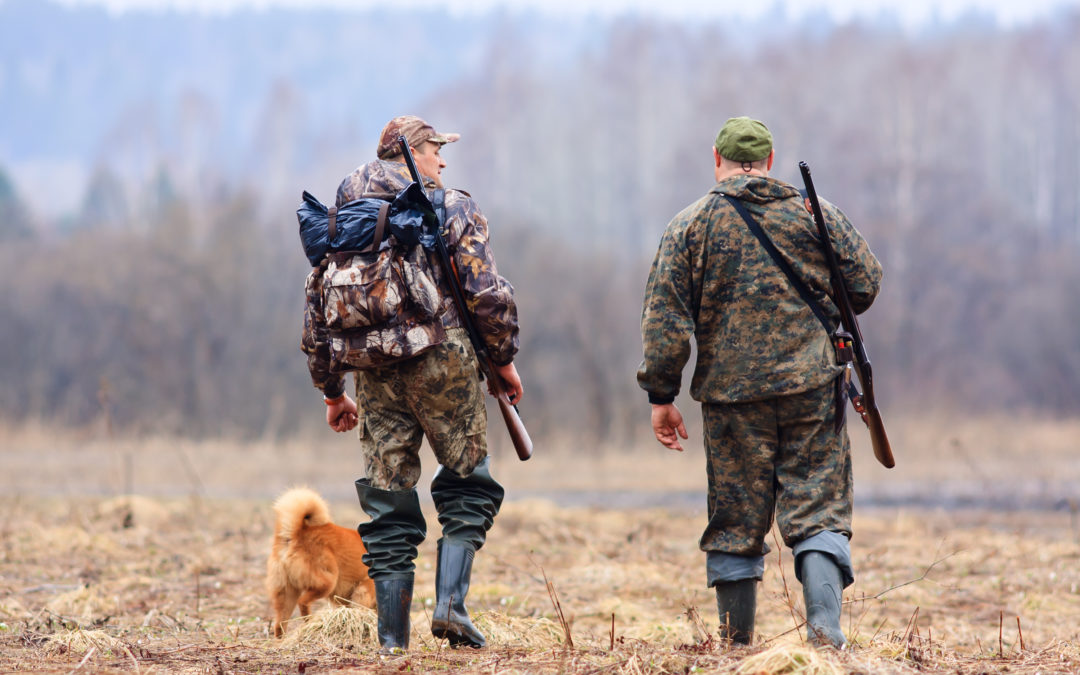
[{"xmin": 1, "ymin": 415, "xmax": 1079, "ymax": 673}]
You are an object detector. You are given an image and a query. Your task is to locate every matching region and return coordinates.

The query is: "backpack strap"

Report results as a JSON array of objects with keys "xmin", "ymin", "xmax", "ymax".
[
  {"xmin": 723, "ymin": 195, "xmax": 835, "ymax": 336},
  {"xmin": 328, "ymin": 206, "xmax": 338, "ymax": 241},
  {"xmin": 369, "ymin": 202, "xmax": 390, "ymax": 253}
]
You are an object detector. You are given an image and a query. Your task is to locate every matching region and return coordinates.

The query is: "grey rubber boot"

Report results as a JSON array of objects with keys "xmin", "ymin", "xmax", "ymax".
[
  {"xmin": 373, "ymin": 576, "xmax": 413, "ymax": 654},
  {"xmin": 799, "ymin": 551, "xmax": 847, "ymax": 648},
  {"xmin": 714, "ymin": 579, "xmax": 756, "ymax": 645},
  {"xmin": 431, "ymin": 539, "xmax": 486, "ymax": 648}
]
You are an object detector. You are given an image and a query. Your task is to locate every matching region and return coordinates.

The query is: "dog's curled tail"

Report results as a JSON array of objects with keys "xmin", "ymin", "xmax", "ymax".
[{"xmin": 272, "ymin": 487, "xmax": 333, "ymax": 542}]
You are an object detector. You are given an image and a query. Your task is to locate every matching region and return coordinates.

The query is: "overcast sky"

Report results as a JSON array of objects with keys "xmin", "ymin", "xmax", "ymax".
[{"xmin": 53, "ymin": 0, "xmax": 1077, "ymax": 27}]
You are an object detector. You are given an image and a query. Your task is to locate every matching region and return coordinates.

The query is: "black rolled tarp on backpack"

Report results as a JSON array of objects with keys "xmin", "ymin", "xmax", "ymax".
[{"xmin": 297, "ymin": 182, "xmax": 438, "ymax": 267}]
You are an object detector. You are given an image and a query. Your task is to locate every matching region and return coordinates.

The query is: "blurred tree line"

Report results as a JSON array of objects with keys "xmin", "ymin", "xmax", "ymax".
[{"xmin": 1, "ymin": 11, "xmax": 1078, "ymax": 446}]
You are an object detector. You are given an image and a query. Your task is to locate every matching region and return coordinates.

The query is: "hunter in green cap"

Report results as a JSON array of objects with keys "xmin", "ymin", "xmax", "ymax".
[
  {"xmin": 638, "ymin": 115, "xmax": 883, "ymax": 648},
  {"xmin": 714, "ymin": 116, "xmax": 773, "ymax": 163}
]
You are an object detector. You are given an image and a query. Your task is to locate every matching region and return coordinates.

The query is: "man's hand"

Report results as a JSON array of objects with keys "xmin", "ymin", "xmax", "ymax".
[
  {"xmin": 651, "ymin": 402, "xmax": 688, "ymax": 452},
  {"xmin": 494, "ymin": 362, "xmax": 524, "ymax": 405},
  {"xmin": 326, "ymin": 394, "xmax": 358, "ymax": 432}
]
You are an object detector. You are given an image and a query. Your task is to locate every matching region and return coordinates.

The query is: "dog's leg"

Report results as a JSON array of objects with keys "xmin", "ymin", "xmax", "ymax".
[
  {"xmin": 349, "ymin": 578, "xmax": 376, "ymax": 609},
  {"xmin": 297, "ymin": 586, "xmax": 330, "ymax": 619},
  {"xmin": 271, "ymin": 585, "xmax": 300, "ymax": 638}
]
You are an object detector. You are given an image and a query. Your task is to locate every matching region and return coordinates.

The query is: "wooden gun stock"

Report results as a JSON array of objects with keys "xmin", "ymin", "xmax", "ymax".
[
  {"xmin": 496, "ymin": 391, "xmax": 533, "ymax": 461},
  {"xmin": 865, "ymin": 406, "xmax": 893, "ymax": 469},
  {"xmin": 850, "ymin": 356, "xmax": 894, "ymax": 468},
  {"xmin": 478, "ymin": 352, "xmax": 533, "ymax": 461}
]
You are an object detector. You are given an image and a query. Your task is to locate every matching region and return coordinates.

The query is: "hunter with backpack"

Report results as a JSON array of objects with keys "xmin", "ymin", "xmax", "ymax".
[{"xmin": 298, "ymin": 115, "xmax": 523, "ymax": 653}]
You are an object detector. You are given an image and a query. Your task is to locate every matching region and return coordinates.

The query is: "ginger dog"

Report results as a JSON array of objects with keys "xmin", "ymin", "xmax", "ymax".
[{"xmin": 266, "ymin": 487, "xmax": 376, "ymax": 637}]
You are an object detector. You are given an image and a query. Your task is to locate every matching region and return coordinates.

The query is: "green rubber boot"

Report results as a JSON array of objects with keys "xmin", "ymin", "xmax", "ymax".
[
  {"xmin": 354, "ymin": 479, "xmax": 427, "ymax": 577},
  {"xmin": 355, "ymin": 480, "xmax": 427, "ymax": 654},
  {"xmin": 428, "ymin": 459, "xmax": 504, "ymax": 648}
]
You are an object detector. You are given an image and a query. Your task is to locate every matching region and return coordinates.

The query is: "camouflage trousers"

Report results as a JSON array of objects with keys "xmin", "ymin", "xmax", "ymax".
[
  {"xmin": 355, "ymin": 328, "xmax": 488, "ymax": 490},
  {"xmin": 699, "ymin": 379, "xmax": 852, "ymax": 556}
]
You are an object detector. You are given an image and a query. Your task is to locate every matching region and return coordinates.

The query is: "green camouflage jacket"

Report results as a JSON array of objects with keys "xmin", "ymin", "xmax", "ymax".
[
  {"xmin": 302, "ymin": 160, "xmax": 519, "ymax": 397},
  {"xmin": 637, "ymin": 174, "xmax": 882, "ymax": 404}
]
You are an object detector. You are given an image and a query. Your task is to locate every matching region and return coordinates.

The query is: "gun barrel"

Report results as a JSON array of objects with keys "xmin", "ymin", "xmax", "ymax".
[{"xmin": 398, "ymin": 135, "xmax": 423, "ymax": 184}]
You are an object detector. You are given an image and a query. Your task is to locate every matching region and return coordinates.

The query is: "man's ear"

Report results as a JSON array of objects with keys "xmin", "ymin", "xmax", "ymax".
[
  {"xmin": 766, "ymin": 149, "xmax": 775, "ymax": 171},
  {"xmin": 713, "ymin": 146, "xmax": 722, "ymax": 168}
]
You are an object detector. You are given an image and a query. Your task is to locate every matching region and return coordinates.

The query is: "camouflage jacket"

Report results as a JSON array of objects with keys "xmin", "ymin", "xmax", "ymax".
[
  {"xmin": 302, "ymin": 160, "xmax": 519, "ymax": 397},
  {"xmin": 637, "ymin": 174, "xmax": 883, "ymax": 404}
]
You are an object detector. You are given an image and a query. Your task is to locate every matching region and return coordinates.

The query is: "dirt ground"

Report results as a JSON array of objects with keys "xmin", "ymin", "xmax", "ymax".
[
  {"xmin": 2, "ymin": 419, "xmax": 1080, "ymax": 673},
  {"xmin": 3, "ymin": 497, "xmax": 1080, "ymax": 673}
]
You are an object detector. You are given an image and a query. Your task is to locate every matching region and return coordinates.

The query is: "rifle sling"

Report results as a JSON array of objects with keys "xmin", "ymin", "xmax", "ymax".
[{"xmin": 723, "ymin": 195, "xmax": 835, "ymax": 337}]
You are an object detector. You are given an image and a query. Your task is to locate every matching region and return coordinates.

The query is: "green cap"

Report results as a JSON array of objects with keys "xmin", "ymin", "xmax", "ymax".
[{"xmin": 714, "ymin": 117, "xmax": 773, "ymax": 162}]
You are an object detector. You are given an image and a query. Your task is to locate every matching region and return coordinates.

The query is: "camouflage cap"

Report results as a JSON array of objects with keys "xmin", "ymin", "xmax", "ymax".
[
  {"xmin": 376, "ymin": 115, "xmax": 461, "ymax": 160},
  {"xmin": 714, "ymin": 117, "xmax": 773, "ymax": 162}
]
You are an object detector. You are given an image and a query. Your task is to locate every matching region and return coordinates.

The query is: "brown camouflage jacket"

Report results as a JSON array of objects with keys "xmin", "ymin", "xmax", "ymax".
[
  {"xmin": 637, "ymin": 174, "xmax": 883, "ymax": 404},
  {"xmin": 302, "ymin": 160, "xmax": 519, "ymax": 397}
]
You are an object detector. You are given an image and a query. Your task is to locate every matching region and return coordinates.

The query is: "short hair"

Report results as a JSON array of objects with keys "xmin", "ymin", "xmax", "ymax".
[{"xmin": 721, "ymin": 154, "xmax": 769, "ymax": 171}]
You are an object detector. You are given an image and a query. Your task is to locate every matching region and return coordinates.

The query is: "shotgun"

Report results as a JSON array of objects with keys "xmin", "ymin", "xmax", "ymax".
[
  {"xmin": 398, "ymin": 136, "xmax": 533, "ymax": 461},
  {"xmin": 799, "ymin": 161, "xmax": 894, "ymax": 469}
]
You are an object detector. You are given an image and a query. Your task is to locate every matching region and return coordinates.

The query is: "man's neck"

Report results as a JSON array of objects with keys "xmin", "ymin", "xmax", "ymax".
[{"xmin": 715, "ymin": 166, "xmax": 768, "ymax": 183}]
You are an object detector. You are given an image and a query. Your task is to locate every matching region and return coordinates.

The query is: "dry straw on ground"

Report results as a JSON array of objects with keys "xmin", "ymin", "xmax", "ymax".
[
  {"xmin": 734, "ymin": 644, "xmax": 845, "ymax": 675},
  {"xmin": 1, "ymin": 490, "xmax": 1079, "ymax": 674},
  {"xmin": 2, "ymin": 418, "xmax": 1079, "ymax": 673},
  {"xmin": 278, "ymin": 605, "xmax": 377, "ymax": 652},
  {"xmin": 41, "ymin": 628, "xmax": 127, "ymax": 656}
]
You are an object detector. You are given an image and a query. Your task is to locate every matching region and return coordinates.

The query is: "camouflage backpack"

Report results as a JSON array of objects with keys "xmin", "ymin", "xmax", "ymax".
[{"xmin": 298, "ymin": 187, "xmax": 446, "ymax": 371}]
